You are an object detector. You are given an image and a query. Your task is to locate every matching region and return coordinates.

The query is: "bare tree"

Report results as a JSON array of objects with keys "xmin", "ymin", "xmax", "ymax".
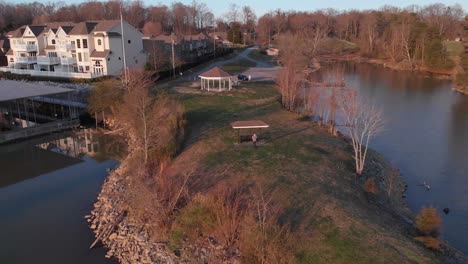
[
  {"xmin": 146, "ymin": 41, "xmax": 169, "ymax": 72},
  {"xmin": 225, "ymin": 3, "xmax": 240, "ymax": 23},
  {"xmin": 113, "ymin": 70, "xmax": 185, "ymax": 164},
  {"xmin": 338, "ymin": 89, "xmax": 384, "ymax": 175}
]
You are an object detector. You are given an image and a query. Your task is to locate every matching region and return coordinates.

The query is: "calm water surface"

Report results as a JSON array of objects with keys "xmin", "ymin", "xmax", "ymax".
[
  {"xmin": 323, "ymin": 63, "xmax": 468, "ymax": 254},
  {"xmin": 0, "ymin": 129, "xmax": 122, "ymax": 264}
]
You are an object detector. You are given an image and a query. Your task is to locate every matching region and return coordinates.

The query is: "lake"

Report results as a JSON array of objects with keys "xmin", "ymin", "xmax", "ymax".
[
  {"xmin": 320, "ymin": 62, "xmax": 468, "ymax": 254},
  {"xmin": 0, "ymin": 129, "xmax": 122, "ymax": 264}
]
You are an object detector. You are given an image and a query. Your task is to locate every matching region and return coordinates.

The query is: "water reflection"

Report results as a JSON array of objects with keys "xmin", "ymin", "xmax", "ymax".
[
  {"xmin": 36, "ymin": 129, "xmax": 125, "ymax": 161},
  {"xmin": 317, "ymin": 62, "xmax": 468, "ymax": 254},
  {"xmin": 0, "ymin": 129, "xmax": 122, "ymax": 264}
]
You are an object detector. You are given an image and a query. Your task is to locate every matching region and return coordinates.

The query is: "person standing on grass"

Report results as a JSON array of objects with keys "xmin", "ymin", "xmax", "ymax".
[{"xmin": 252, "ymin": 133, "xmax": 257, "ymax": 147}]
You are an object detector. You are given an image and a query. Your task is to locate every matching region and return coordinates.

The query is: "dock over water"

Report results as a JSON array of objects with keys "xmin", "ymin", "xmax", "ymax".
[{"xmin": 0, "ymin": 80, "xmax": 85, "ymax": 144}]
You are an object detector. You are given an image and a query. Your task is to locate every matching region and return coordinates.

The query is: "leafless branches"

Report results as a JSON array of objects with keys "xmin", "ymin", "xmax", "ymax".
[{"xmin": 338, "ymin": 89, "xmax": 384, "ymax": 175}]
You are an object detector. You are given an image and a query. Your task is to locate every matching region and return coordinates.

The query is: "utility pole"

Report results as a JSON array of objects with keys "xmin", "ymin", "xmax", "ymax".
[
  {"xmin": 119, "ymin": 0, "xmax": 128, "ymax": 85},
  {"xmin": 213, "ymin": 31, "xmax": 216, "ymax": 58},
  {"xmin": 171, "ymin": 37, "xmax": 176, "ymax": 78}
]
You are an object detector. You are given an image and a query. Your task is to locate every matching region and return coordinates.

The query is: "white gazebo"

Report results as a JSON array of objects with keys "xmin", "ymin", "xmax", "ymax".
[{"xmin": 199, "ymin": 66, "xmax": 233, "ymax": 91}]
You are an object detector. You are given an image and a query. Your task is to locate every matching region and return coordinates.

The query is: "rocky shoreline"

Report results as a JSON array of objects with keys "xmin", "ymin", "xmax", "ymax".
[
  {"xmin": 87, "ymin": 161, "xmax": 237, "ymax": 264},
  {"xmin": 87, "ymin": 165, "xmax": 171, "ymax": 264}
]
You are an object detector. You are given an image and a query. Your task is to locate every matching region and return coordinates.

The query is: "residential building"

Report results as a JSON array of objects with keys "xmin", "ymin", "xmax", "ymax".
[
  {"xmin": 209, "ymin": 32, "xmax": 232, "ymax": 47},
  {"xmin": 142, "ymin": 32, "xmax": 214, "ymax": 68},
  {"xmin": 1, "ymin": 20, "xmax": 146, "ymax": 79}
]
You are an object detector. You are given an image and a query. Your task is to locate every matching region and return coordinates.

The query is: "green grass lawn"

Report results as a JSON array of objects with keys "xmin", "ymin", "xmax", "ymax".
[{"xmin": 167, "ymin": 81, "xmax": 437, "ymax": 263}]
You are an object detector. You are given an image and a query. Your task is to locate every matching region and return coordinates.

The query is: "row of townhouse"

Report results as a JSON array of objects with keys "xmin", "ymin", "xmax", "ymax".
[
  {"xmin": 142, "ymin": 32, "xmax": 216, "ymax": 66},
  {"xmin": 0, "ymin": 20, "xmax": 147, "ymax": 79}
]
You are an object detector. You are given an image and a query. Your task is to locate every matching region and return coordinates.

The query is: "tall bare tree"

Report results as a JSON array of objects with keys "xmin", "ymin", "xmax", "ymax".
[{"xmin": 338, "ymin": 89, "xmax": 384, "ymax": 175}]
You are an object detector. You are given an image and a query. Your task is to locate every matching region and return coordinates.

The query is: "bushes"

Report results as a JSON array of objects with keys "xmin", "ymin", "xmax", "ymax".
[
  {"xmin": 364, "ymin": 178, "xmax": 379, "ymax": 195},
  {"xmin": 415, "ymin": 207, "xmax": 442, "ymax": 251},
  {"xmin": 416, "ymin": 207, "xmax": 442, "ymax": 236},
  {"xmin": 415, "ymin": 236, "xmax": 441, "ymax": 251},
  {"xmin": 173, "ymin": 183, "xmax": 296, "ymax": 262}
]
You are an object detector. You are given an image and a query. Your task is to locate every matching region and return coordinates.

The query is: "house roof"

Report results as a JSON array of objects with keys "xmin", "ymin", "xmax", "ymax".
[
  {"xmin": 90, "ymin": 50, "xmax": 111, "ymax": 58},
  {"xmin": 27, "ymin": 25, "xmax": 48, "ymax": 37},
  {"xmin": 199, "ymin": 67, "xmax": 232, "ymax": 78},
  {"xmin": 148, "ymin": 33, "xmax": 182, "ymax": 44},
  {"xmin": 69, "ymin": 22, "xmax": 98, "ymax": 35},
  {"xmin": 209, "ymin": 32, "xmax": 228, "ymax": 41},
  {"xmin": 186, "ymin": 32, "xmax": 210, "ymax": 41},
  {"xmin": 0, "ymin": 80, "xmax": 74, "ymax": 102},
  {"xmin": 8, "ymin": 27, "xmax": 26, "ymax": 38},
  {"xmin": 60, "ymin": 26, "xmax": 75, "ymax": 34},
  {"xmin": 92, "ymin": 20, "xmax": 120, "ymax": 32}
]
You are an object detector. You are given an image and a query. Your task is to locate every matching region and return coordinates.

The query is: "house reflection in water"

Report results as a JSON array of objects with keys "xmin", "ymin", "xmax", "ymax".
[
  {"xmin": 37, "ymin": 128, "xmax": 125, "ymax": 161},
  {"xmin": 37, "ymin": 129, "xmax": 101, "ymax": 159}
]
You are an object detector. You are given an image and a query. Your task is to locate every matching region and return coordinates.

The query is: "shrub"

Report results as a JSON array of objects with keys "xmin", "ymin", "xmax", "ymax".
[
  {"xmin": 168, "ymin": 230, "xmax": 184, "ymax": 253},
  {"xmin": 364, "ymin": 178, "xmax": 379, "ymax": 195},
  {"xmin": 176, "ymin": 194, "xmax": 217, "ymax": 239},
  {"xmin": 415, "ymin": 236, "xmax": 441, "ymax": 251},
  {"xmin": 416, "ymin": 207, "xmax": 442, "ymax": 236}
]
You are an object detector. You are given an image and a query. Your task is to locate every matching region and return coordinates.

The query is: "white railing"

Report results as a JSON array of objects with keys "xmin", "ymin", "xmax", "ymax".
[
  {"xmin": 37, "ymin": 57, "xmax": 61, "ymax": 65},
  {"xmin": 57, "ymin": 44, "xmax": 76, "ymax": 51},
  {"xmin": 61, "ymin": 57, "xmax": 77, "ymax": 65},
  {"xmin": 14, "ymin": 44, "xmax": 37, "ymax": 52},
  {"xmin": 0, "ymin": 67, "xmax": 102, "ymax": 79},
  {"xmin": 16, "ymin": 56, "xmax": 37, "ymax": 63}
]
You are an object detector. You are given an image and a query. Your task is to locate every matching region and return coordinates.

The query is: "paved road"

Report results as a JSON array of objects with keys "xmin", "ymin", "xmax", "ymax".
[{"xmin": 160, "ymin": 47, "xmax": 280, "ymax": 86}]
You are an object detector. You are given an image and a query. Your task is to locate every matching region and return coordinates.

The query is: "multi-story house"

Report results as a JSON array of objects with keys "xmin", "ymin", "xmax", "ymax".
[
  {"xmin": 1, "ymin": 20, "xmax": 146, "ymax": 79},
  {"xmin": 143, "ymin": 32, "xmax": 214, "ymax": 69}
]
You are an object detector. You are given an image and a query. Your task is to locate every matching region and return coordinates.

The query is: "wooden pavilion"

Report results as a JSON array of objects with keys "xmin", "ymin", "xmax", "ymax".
[
  {"xmin": 231, "ymin": 120, "xmax": 269, "ymax": 143},
  {"xmin": 199, "ymin": 66, "xmax": 233, "ymax": 91}
]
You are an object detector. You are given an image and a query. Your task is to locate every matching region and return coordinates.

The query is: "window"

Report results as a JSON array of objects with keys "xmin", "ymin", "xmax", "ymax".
[
  {"xmin": 127, "ymin": 40, "xmax": 131, "ymax": 44},
  {"xmin": 51, "ymin": 39, "xmax": 56, "ymax": 45},
  {"xmin": 48, "ymin": 52, "xmax": 57, "ymax": 57},
  {"xmin": 118, "ymin": 57, "xmax": 121, "ymax": 60},
  {"xmin": 78, "ymin": 53, "xmax": 82, "ymax": 62},
  {"xmin": 85, "ymin": 66, "xmax": 90, "ymax": 71},
  {"xmin": 107, "ymin": 58, "xmax": 110, "ymax": 61},
  {"xmin": 83, "ymin": 52, "xmax": 89, "ymax": 62},
  {"xmin": 76, "ymin": 39, "xmax": 81, "ymax": 48},
  {"xmin": 83, "ymin": 39, "xmax": 88, "ymax": 48},
  {"xmin": 97, "ymin": 39, "xmax": 102, "ymax": 46}
]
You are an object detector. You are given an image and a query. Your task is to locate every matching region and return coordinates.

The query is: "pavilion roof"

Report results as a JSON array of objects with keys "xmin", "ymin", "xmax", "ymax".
[
  {"xmin": 199, "ymin": 67, "xmax": 232, "ymax": 78},
  {"xmin": 231, "ymin": 120, "xmax": 269, "ymax": 129}
]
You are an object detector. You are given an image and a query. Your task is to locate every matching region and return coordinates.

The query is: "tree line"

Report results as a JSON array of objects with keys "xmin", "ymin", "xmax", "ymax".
[
  {"xmin": 257, "ymin": 4, "xmax": 466, "ymax": 70},
  {"xmin": 0, "ymin": 0, "xmax": 256, "ymax": 39}
]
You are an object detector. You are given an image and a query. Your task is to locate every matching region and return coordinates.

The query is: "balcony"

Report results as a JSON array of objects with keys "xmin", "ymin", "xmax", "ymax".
[
  {"xmin": 57, "ymin": 44, "xmax": 76, "ymax": 51},
  {"xmin": 0, "ymin": 67, "xmax": 103, "ymax": 79},
  {"xmin": 16, "ymin": 56, "xmax": 37, "ymax": 63},
  {"xmin": 37, "ymin": 57, "xmax": 61, "ymax": 65},
  {"xmin": 14, "ymin": 44, "xmax": 37, "ymax": 52},
  {"xmin": 61, "ymin": 57, "xmax": 77, "ymax": 65}
]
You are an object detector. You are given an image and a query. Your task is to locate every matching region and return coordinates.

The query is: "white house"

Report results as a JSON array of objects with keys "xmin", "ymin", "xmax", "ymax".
[{"xmin": 1, "ymin": 20, "xmax": 146, "ymax": 79}]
